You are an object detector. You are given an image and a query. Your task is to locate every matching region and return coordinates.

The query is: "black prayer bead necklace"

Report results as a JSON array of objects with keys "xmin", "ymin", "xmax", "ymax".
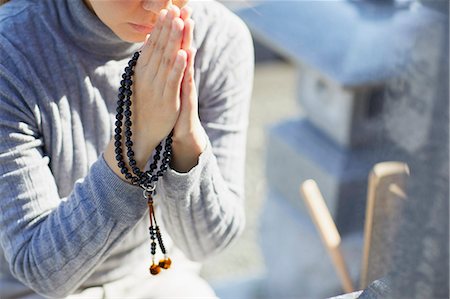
[{"xmin": 114, "ymin": 51, "xmax": 172, "ymax": 275}]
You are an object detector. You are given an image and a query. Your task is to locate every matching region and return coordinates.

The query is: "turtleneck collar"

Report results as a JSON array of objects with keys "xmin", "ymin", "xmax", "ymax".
[{"xmin": 59, "ymin": 0, "xmax": 141, "ymax": 59}]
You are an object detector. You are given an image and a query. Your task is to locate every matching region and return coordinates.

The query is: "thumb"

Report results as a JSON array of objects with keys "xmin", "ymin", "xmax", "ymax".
[{"xmin": 181, "ymin": 47, "xmax": 197, "ymax": 97}]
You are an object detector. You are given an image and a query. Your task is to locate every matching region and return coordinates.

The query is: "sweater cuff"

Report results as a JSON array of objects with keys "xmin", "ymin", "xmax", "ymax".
[
  {"xmin": 161, "ymin": 139, "xmax": 213, "ymax": 196},
  {"xmin": 87, "ymin": 154, "xmax": 148, "ymax": 222}
]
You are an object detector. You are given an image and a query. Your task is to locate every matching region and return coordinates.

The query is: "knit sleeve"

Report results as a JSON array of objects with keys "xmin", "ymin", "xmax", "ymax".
[
  {"xmin": 157, "ymin": 8, "xmax": 254, "ymax": 261},
  {"xmin": 0, "ymin": 62, "xmax": 148, "ymax": 298}
]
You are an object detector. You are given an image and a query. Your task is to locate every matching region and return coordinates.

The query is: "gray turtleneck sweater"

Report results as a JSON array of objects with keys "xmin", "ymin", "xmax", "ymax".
[{"xmin": 0, "ymin": 0, "xmax": 253, "ymax": 298}]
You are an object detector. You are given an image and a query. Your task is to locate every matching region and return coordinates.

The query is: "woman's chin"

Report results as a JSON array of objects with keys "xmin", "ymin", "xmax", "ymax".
[
  {"xmin": 114, "ymin": 26, "xmax": 152, "ymax": 43},
  {"xmin": 119, "ymin": 32, "xmax": 148, "ymax": 44}
]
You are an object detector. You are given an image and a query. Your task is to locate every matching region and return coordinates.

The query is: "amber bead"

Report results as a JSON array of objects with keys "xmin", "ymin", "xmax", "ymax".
[
  {"xmin": 150, "ymin": 264, "xmax": 161, "ymax": 275},
  {"xmin": 159, "ymin": 258, "xmax": 172, "ymax": 269}
]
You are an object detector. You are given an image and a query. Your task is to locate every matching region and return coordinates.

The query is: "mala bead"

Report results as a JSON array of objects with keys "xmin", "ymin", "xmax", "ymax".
[
  {"xmin": 116, "ymin": 106, "xmax": 124, "ymax": 114},
  {"xmin": 150, "ymin": 263, "xmax": 161, "ymax": 275},
  {"xmin": 124, "ymin": 66, "xmax": 134, "ymax": 75},
  {"xmin": 159, "ymin": 257, "xmax": 172, "ymax": 269},
  {"xmin": 115, "ymin": 51, "xmax": 173, "ymax": 275}
]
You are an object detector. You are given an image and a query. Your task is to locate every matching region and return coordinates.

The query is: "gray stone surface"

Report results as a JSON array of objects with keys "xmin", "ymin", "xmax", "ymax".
[
  {"xmin": 297, "ymin": 65, "xmax": 386, "ymax": 148},
  {"xmin": 237, "ymin": 1, "xmax": 444, "ymax": 149},
  {"xmin": 369, "ymin": 6, "xmax": 449, "ymax": 299},
  {"xmin": 355, "ymin": 3, "xmax": 449, "ymax": 298},
  {"xmin": 329, "ymin": 291, "xmax": 363, "ymax": 299},
  {"xmin": 237, "ymin": 1, "xmax": 432, "ymax": 87}
]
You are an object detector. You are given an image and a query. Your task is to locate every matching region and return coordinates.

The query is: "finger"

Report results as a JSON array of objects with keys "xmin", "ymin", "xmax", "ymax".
[
  {"xmin": 181, "ymin": 18, "xmax": 194, "ymax": 51},
  {"xmin": 147, "ymin": 6, "xmax": 180, "ymax": 74},
  {"xmin": 155, "ymin": 17, "xmax": 184, "ymax": 85},
  {"xmin": 165, "ymin": 49, "xmax": 188, "ymax": 99},
  {"xmin": 139, "ymin": 9, "xmax": 167, "ymax": 65},
  {"xmin": 171, "ymin": 5, "xmax": 181, "ymax": 18},
  {"xmin": 180, "ymin": 6, "xmax": 192, "ymax": 21}
]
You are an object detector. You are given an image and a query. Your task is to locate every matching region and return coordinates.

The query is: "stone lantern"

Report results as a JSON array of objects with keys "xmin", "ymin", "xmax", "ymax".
[{"xmin": 240, "ymin": 0, "xmax": 423, "ymax": 234}]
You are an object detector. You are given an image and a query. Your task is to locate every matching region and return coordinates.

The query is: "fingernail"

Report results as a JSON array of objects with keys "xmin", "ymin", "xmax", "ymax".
[
  {"xmin": 184, "ymin": 6, "xmax": 193, "ymax": 17},
  {"xmin": 172, "ymin": 5, "xmax": 180, "ymax": 16},
  {"xmin": 172, "ymin": 18, "xmax": 183, "ymax": 31},
  {"xmin": 160, "ymin": 9, "xmax": 168, "ymax": 18}
]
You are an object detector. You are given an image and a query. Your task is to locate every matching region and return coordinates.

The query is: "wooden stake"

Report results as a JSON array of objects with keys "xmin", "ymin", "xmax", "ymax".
[
  {"xmin": 360, "ymin": 162, "xmax": 409, "ymax": 289},
  {"xmin": 301, "ymin": 179, "xmax": 355, "ymax": 293}
]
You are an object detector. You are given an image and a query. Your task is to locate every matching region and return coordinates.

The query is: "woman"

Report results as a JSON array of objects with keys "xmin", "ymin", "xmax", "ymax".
[{"xmin": 0, "ymin": 0, "xmax": 254, "ymax": 298}]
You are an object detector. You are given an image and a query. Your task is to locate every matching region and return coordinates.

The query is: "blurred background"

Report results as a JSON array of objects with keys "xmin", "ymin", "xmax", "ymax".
[{"xmin": 199, "ymin": 1, "xmax": 449, "ymax": 298}]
